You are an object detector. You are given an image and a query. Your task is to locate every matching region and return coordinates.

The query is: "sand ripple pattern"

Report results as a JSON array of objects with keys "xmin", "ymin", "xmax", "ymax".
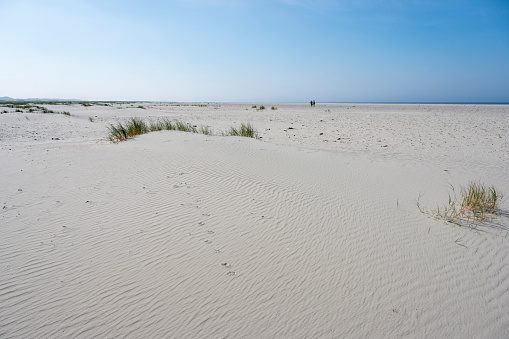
[{"xmin": 1, "ymin": 131, "xmax": 508, "ymax": 338}]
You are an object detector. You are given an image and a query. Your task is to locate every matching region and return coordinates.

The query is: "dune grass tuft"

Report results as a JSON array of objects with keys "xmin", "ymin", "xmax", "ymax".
[
  {"xmin": 174, "ymin": 120, "xmax": 197, "ymax": 133},
  {"xmin": 199, "ymin": 125, "xmax": 212, "ymax": 135},
  {"xmin": 152, "ymin": 117, "xmax": 175, "ymax": 131},
  {"xmin": 127, "ymin": 116, "xmax": 148, "ymax": 135},
  {"xmin": 417, "ymin": 181, "xmax": 504, "ymax": 225},
  {"xmin": 227, "ymin": 122, "xmax": 258, "ymax": 138},
  {"xmin": 107, "ymin": 117, "xmax": 148, "ymax": 142},
  {"xmin": 108, "ymin": 122, "xmax": 129, "ymax": 142},
  {"xmin": 108, "ymin": 118, "xmax": 215, "ymax": 142},
  {"xmin": 108, "ymin": 117, "xmax": 257, "ymax": 142}
]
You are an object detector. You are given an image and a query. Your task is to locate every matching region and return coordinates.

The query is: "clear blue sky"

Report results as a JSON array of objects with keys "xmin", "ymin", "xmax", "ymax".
[{"xmin": 1, "ymin": 0, "xmax": 508, "ymax": 102}]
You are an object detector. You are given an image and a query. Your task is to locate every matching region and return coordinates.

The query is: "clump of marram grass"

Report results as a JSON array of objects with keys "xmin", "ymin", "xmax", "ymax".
[
  {"xmin": 461, "ymin": 182, "xmax": 503, "ymax": 218},
  {"xmin": 108, "ymin": 117, "xmax": 258, "ymax": 142},
  {"xmin": 199, "ymin": 125, "xmax": 212, "ymax": 135},
  {"xmin": 148, "ymin": 118, "xmax": 170, "ymax": 132},
  {"xmin": 417, "ymin": 181, "xmax": 504, "ymax": 226},
  {"xmin": 271, "ymin": 106, "xmax": 277, "ymax": 110},
  {"xmin": 108, "ymin": 117, "xmax": 213, "ymax": 142},
  {"xmin": 251, "ymin": 105, "xmax": 257, "ymax": 109},
  {"xmin": 108, "ymin": 122, "xmax": 129, "ymax": 142},
  {"xmin": 174, "ymin": 120, "xmax": 197, "ymax": 133},
  {"xmin": 226, "ymin": 122, "xmax": 258, "ymax": 138},
  {"xmin": 108, "ymin": 117, "xmax": 148, "ymax": 142},
  {"xmin": 152, "ymin": 117, "xmax": 175, "ymax": 131},
  {"xmin": 258, "ymin": 105, "xmax": 266, "ymax": 110},
  {"xmin": 127, "ymin": 116, "xmax": 148, "ymax": 136}
]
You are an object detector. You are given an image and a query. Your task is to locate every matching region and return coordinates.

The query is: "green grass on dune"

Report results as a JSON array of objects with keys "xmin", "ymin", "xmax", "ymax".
[
  {"xmin": 225, "ymin": 122, "xmax": 258, "ymax": 138},
  {"xmin": 417, "ymin": 181, "xmax": 505, "ymax": 226},
  {"xmin": 107, "ymin": 117, "xmax": 258, "ymax": 142}
]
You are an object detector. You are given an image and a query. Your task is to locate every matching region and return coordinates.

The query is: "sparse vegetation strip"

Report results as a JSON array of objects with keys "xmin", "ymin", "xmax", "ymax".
[
  {"xmin": 107, "ymin": 117, "xmax": 258, "ymax": 142},
  {"xmin": 0, "ymin": 102, "xmax": 71, "ymax": 115}
]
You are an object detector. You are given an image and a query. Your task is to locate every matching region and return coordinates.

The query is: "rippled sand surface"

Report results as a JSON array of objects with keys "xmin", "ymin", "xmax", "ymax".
[{"xmin": 1, "ymin": 103, "xmax": 508, "ymax": 337}]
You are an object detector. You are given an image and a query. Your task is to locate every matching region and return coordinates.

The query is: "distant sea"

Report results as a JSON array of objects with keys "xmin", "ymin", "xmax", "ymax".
[{"xmin": 322, "ymin": 102, "xmax": 509, "ymax": 105}]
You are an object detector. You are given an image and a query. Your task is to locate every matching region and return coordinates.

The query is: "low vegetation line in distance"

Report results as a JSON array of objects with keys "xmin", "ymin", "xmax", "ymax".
[
  {"xmin": 0, "ymin": 102, "xmax": 71, "ymax": 115},
  {"xmin": 417, "ymin": 181, "xmax": 504, "ymax": 226},
  {"xmin": 108, "ymin": 117, "xmax": 257, "ymax": 142}
]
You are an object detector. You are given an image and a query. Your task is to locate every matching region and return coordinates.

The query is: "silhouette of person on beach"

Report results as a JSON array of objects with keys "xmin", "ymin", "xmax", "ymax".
[
  {"xmin": 312, "ymin": 100, "xmax": 315, "ymax": 107},
  {"xmin": 310, "ymin": 100, "xmax": 313, "ymax": 107}
]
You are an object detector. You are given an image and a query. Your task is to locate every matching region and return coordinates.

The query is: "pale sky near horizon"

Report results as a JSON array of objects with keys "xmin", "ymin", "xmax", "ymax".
[{"xmin": 1, "ymin": 0, "xmax": 508, "ymax": 102}]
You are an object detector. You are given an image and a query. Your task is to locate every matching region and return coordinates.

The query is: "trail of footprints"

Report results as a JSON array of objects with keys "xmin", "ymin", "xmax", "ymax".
[
  {"xmin": 176, "ymin": 174, "xmax": 282, "ymax": 280},
  {"xmin": 173, "ymin": 173, "xmax": 238, "ymax": 277},
  {"xmin": 182, "ymin": 186, "xmax": 237, "ymax": 276},
  {"xmin": 194, "ymin": 218, "xmax": 237, "ymax": 277}
]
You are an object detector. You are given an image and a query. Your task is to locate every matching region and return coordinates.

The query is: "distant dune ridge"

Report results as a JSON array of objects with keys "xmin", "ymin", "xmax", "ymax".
[{"xmin": 1, "ymin": 102, "xmax": 508, "ymax": 338}]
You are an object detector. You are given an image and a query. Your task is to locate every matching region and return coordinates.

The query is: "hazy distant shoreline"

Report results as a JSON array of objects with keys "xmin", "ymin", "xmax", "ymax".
[{"xmin": 2, "ymin": 96, "xmax": 508, "ymax": 105}]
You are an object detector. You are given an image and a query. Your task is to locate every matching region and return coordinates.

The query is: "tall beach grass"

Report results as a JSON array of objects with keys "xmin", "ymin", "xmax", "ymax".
[
  {"xmin": 225, "ymin": 122, "xmax": 258, "ymax": 138},
  {"xmin": 108, "ymin": 117, "xmax": 256, "ymax": 142},
  {"xmin": 418, "ymin": 181, "xmax": 504, "ymax": 226}
]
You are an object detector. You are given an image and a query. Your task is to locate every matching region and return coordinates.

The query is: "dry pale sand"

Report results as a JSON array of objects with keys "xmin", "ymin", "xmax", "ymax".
[{"xmin": 1, "ymin": 103, "xmax": 508, "ymax": 338}]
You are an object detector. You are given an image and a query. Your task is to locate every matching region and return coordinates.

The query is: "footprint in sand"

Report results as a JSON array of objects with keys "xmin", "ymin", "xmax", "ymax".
[
  {"xmin": 227, "ymin": 271, "xmax": 236, "ymax": 276},
  {"xmin": 204, "ymin": 240, "xmax": 212, "ymax": 244}
]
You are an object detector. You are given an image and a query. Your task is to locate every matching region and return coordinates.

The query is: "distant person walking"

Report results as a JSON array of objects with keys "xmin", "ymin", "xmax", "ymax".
[
  {"xmin": 312, "ymin": 100, "xmax": 315, "ymax": 107},
  {"xmin": 310, "ymin": 100, "xmax": 313, "ymax": 107}
]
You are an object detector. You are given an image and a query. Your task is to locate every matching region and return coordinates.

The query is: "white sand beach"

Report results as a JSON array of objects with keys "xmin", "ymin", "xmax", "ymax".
[{"xmin": 1, "ymin": 102, "xmax": 508, "ymax": 338}]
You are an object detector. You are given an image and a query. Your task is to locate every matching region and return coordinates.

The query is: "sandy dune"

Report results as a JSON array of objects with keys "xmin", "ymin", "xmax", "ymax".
[{"xmin": 1, "ymin": 103, "xmax": 508, "ymax": 338}]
